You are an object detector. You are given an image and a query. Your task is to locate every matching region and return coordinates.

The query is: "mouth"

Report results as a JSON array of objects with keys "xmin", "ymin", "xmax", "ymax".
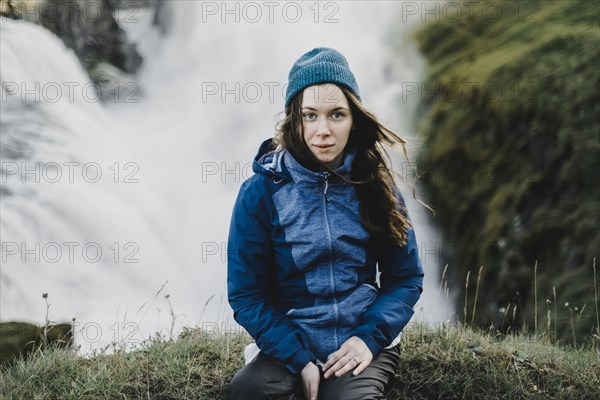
[{"xmin": 314, "ymin": 144, "xmax": 334, "ymax": 148}]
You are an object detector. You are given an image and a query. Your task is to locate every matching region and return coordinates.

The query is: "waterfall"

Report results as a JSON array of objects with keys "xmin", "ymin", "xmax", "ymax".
[{"xmin": 1, "ymin": 1, "xmax": 451, "ymax": 353}]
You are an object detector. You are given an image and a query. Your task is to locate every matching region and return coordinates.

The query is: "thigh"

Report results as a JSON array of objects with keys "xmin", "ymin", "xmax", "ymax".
[
  {"xmin": 318, "ymin": 345, "xmax": 400, "ymax": 400},
  {"xmin": 227, "ymin": 352, "xmax": 304, "ymax": 400}
]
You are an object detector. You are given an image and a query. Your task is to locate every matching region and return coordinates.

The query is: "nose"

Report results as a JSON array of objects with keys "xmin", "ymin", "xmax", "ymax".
[{"xmin": 316, "ymin": 118, "xmax": 331, "ymax": 136}]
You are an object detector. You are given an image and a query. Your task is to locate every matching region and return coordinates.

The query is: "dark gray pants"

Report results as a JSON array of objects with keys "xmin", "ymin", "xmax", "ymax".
[{"xmin": 226, "ymin": 345, "xmax": 400, "ymax": 400}]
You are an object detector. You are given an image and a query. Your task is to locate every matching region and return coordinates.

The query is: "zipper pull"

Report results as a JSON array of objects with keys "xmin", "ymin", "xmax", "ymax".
[{"xmin": 323, "ymin": 172, "xmax": 330, "ymax": 203}]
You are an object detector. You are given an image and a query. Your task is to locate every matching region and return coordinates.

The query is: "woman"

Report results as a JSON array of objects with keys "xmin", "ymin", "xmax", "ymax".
[{"xmin": 226, "ymin": 47, "xmax": 424, "ymax": 400}]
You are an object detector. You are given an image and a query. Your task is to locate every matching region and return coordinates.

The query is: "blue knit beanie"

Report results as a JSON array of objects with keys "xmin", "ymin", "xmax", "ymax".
[{"xmin": 284, "ymin": 47, "xmax": 361, "ymax": 109}]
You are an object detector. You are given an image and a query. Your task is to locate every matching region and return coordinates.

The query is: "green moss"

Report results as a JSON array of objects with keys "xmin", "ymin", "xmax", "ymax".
[{"xmin": 411, "ymin": 0, "xmax": 599, "ymax": 341}]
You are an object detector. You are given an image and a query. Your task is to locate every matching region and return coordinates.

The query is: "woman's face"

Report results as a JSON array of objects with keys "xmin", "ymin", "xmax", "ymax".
[{"xmin": 301, "ymin": 84, "xmax": 353, "ymax": 170}]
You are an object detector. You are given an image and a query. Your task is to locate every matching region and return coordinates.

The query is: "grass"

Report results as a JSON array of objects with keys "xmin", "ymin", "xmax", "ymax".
[
  {"xmin": 1, "ymin": 323, "xmax": 599, "ymax": 399},
  {"xmin": 4, "ymin": 256, "xmax": 597, "ymax": 399},
  {"xmin": 0, "ymin": 328, "xmax": 248, "ymax": 400},
  {"xmin": 391, "ymin": 323, "xmax": 600, "ymax": 400}
]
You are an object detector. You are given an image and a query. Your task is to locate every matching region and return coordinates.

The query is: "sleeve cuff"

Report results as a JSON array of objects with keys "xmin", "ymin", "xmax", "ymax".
[
  {"xmin": 286, "ymin": 348, "xmax": 316, "ymax": 375},
  {"xmin": 353, "ymin": 334, "xmax": 382, "ymax": 358}
]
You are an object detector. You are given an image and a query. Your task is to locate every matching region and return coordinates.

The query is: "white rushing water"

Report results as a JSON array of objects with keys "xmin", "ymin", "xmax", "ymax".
[{"xmin": 1, "ymin": 1, "xmax": 452, "ymax": 353}]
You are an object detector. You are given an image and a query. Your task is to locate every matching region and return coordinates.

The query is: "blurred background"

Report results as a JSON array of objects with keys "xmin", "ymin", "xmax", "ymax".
[{"xmin": 1, "ymin": 0, "xmax": 598, "ymax": 354}]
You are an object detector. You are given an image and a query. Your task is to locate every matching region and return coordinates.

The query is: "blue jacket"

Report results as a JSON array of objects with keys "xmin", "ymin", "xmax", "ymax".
[{"xmin": 227, "ymin": 138, "xmax": 424, "ymax": 374}]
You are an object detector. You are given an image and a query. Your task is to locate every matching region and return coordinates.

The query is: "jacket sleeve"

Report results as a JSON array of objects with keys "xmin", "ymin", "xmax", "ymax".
[
  {"xmin": 227, "ymin": 178, "xmax": 317, "ymax": 374},
  {"xmin": 347, "ymin": 188, "xmax": 424, "ymax": 357}
]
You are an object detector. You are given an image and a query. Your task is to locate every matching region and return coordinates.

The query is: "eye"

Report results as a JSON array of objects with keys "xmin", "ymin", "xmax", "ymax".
[
  {"xmin": 303, "ymin": 112, "xmax": 316, "ymax": 120},
  {"xmin": 331, "ymin": 112, "xmax": 345, "ymax": 119}
]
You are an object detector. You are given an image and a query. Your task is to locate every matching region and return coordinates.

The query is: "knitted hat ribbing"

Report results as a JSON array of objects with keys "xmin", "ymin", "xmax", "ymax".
[{"xmin": 284, "ymin": 47, "xmax": 361, "ymax": 109}]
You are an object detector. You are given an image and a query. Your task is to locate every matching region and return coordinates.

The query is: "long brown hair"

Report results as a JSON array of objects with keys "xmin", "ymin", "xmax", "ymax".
[{"xmin": 273, "ymin": 85, "xmax": 425, "ymax": 247}]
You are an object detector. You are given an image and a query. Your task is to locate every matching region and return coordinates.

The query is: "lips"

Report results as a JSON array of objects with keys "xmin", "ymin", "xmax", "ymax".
[{"xmin": 314, "ymin": 144, "xmax": 334, "ymax": 148}]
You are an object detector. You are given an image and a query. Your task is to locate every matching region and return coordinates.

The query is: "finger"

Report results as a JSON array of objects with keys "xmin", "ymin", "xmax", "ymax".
[
  {"xmin": 352, "ymin": 360, "xmax": 370, "ymax": 376},
  {"xmin": 303, "ymin": 381, "xmax": 311, "ymax": 400},
  {"xmin": 310, "ymin": 379, "xmax": 319, "ymax": 400},
  {"xmin": 307, "ymin": 382, "xmax": 314, "ymax": 400},
  {"xmin": 323, "ymin": 362, "xmax": 340, "ymax": 378},
  {"xmin": 323, "ymin": 350, "xmax": 346, "ymax": 371},
  {"xmin": 334, "ymin": 358, "xmax": 358, "ymax": 378},
  {"xmin": 324, "ymin": 340, "xmax": 352, "ymax": 369},
  {"xmin": 324, "ymin": 355, "xmax": 350, "ymax": 378},
  {"xmin": 305, "ymin": 376, "xmax": 319, "ymax": 400},
  {"xmin": 323, "ymin": 350, "xmax": 348, "ymax": 372}
]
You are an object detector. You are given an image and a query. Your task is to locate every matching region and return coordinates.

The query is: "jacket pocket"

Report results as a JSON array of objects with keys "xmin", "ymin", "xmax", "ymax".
[
  {"xmin": 285, "ymin": 303, "xmax": 335, "ymax": 327},
  {"xmin": 285, "ymin": 303, "xmax": 338, "ymax": 361},
  {"xmin": 338, "ymin": 283, "xmax": 379, "ymax": 327}
]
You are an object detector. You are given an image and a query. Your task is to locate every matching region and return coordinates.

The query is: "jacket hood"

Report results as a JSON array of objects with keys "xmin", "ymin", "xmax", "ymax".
[{"xmin": 252, "ymin": 138, "xmax": 357, "ymax": 184}]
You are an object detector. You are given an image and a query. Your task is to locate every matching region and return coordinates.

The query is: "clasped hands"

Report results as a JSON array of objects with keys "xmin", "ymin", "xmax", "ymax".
[{"xmin": 300, "ymin": 336, "xmax": 373, "ymax": 400}]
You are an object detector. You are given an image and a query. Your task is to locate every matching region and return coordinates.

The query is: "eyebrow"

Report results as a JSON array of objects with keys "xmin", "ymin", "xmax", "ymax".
[{"xmin": 301, "ymin": 106, "xmax": 349, "ymax": 111}]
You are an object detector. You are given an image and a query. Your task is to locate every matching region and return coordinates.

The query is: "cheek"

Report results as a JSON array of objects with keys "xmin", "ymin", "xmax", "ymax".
[{"xmin": 303, "ymin": 125, "xmax": 315, "ymax": 140}]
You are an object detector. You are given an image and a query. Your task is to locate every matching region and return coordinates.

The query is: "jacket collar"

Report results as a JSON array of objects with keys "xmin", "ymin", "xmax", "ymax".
[{"xmin": 253, "ymin": 138, "xmax": 357, "ymax": 184}]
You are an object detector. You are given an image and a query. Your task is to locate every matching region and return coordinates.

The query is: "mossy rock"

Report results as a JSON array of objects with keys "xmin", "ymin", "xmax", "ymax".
[
  {"xmin": 0, "ymin": 322, "xmax": 73, "ymax": 368},
  {"xmin": 412, "ymin": 0, "xmax": 599, "ymax": 341}
]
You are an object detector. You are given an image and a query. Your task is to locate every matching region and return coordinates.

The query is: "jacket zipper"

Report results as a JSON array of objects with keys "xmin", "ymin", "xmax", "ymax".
[
  {"xmin": 322, "ymin": 171, "xmax": 338, "ymax": 349},
  {"xmin": 323, "ymin": 172, "xmax": 330, "ymax": 203}
]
